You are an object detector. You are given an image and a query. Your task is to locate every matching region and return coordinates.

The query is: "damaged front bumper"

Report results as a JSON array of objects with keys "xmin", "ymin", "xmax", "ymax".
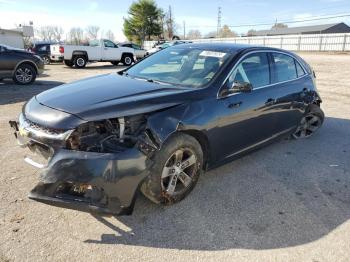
[{"xmin": 9, "ymin": 117, "xmax": 151, "ymax": 216}]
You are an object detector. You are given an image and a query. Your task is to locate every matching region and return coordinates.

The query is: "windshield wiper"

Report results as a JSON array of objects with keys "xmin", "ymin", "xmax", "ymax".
[{"xmin": 146, "ymin": 79, "xmax": 171, "ymax": 85}]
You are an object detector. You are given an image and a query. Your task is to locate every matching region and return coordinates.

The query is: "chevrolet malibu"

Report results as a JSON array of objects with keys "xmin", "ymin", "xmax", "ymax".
[{"xmin": 9, "ymin": 43, "xmax": 324, "ymax": 215}]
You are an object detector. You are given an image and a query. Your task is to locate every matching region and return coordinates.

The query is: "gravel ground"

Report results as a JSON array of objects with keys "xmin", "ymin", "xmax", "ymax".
[{"xmin": 0, "ymin": 54, "xmax": 349, "ymax": 262}]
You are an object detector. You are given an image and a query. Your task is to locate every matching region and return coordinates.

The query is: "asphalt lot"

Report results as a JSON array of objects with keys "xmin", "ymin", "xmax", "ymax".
[{"xmin": 0, "ymin": 54, "xmax": 350, "ymax": 262}]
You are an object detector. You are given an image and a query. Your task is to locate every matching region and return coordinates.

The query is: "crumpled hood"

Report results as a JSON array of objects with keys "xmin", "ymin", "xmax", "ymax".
[{"xmin": 35, "ymin": 73, "xmax": 194, "ymax": 122}]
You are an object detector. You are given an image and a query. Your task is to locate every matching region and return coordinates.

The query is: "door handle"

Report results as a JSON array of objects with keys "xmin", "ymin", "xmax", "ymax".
[
  {"xmin": 265, "ymin": 98, "xmax": 276, "ymax": 106},
  {"xmin": 227, "ymin": 101, "xmax": 242, "ymax": 108},
  {"xmin": 104, "ymin": 48, "xmax": 108, "ymax": 50}
]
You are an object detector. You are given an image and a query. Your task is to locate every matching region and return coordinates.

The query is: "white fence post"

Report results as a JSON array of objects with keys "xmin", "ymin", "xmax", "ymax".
[
  {"xmin": 342, "ymin": 34, "xmax": 347, "ymax": 52},
  {"xmin": 319, "ymin": 35, "xmax": 323, "ymax": 51}
]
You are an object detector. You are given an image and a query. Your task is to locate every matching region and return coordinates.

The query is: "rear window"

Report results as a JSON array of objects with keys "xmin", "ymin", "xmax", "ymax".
[{"xmin": 272, "ymin": 53, "xmax": 297, "ymax": 83}]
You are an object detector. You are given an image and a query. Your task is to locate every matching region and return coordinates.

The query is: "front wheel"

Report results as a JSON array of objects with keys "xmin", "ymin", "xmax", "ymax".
[
  {"xmin": 141, "ymin": 133, "xmax": 203, "ymax": 205},
  {"xmin": 292, "ymin": 104, "xmax": 324, "ymax": 139},
  {"xmin": 13, "ymin": 64, "xmax": 36, "ymax": 85}
]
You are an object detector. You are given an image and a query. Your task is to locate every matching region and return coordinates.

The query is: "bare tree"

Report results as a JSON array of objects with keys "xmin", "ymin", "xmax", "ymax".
[
  {"xmin": 105, "ymin": 30, "xmax": 115, "ymax": 41},
  {"xmin": 86, "ymin": 25, "xmax": 100, "ymax": 40},
  {"xmin": 36, "ymin": 26, "xmax": 55, "ymax": 41},
  {"xmin": 52, "ymin": 26, "xmax": 64, "ymax": 42},
  {"xmin": 187, "ymin": 29, "xmax": 202, "ymax": 40},
  {"xmin": 68, "ymin": 27, "xmax": 84, "ymax": 45}
]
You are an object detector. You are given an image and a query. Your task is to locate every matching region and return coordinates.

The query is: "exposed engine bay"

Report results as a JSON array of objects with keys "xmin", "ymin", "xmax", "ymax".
[{"xmin": 66, "ymin": 115, "xmax": 147, "ymax": 153}]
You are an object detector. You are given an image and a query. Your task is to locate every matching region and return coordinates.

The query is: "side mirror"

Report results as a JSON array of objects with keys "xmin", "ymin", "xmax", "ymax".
[{"xmin": 231, "ymin": 81, "xmax": 252, "ymax": 93}]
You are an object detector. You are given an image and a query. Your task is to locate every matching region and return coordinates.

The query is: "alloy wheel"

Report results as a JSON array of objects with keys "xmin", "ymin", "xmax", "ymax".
[
  {"xmin": 293, "ymin": 113, "xmax": 322, "ymax": 139},
  {"xmin": 43, "ymin": 56, "xmax": 50, "ymax": 65},
  {"xmin": 161, "ymin": 148, "xmax": 198, "ymax": 196},
  {"xmin": 76, "ymin": 58, "xmax": 85, "ymax": 67},
  {"xmin": 124, "ymin": 57, "xmax": 132, "ymax": 65},
  {"xmin": 15, "ymin": 67, "xmax": 33, "ymax": 84}
]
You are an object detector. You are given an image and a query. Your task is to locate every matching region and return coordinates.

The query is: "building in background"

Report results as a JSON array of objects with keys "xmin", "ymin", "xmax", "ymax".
[
  {"xmin": 0, "ymin": 25, "xmax": 34, "ymax": 49},
  {"xmin": 252, "ymin": 22, "xmax": 350, "ymax": 36}
]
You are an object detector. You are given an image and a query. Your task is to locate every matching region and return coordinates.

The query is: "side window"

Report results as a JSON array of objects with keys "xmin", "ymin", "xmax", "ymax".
[
  {"xmin": 104, "ymin": 40, "xmax": 117, "ymax": 48},
  {"xmin": 38, "ymin": 45, "xmax": 47, "ymax": 51},
  {"xmin": 295, "ymin": 60, "xmax": 305, "ymax": 77},
  {"xmin": 272, "ymin": 53, "xmax": 297, "ymax": 83},
  {"xmin": 228, "ymin": 52, "xmax": 270, "ymax": 89},
  {"xmin": 132, "ymin": 44, "xmax": 141, "ymax": 50}
]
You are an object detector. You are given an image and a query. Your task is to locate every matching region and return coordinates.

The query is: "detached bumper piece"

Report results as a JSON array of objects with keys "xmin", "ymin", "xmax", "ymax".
[{"xmin": 27, "ymin": 148, "xmax": 149, "ymax": 216}]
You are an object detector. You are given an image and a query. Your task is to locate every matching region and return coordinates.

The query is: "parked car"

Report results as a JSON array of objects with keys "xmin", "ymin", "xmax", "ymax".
[
  {"xmin": 120, "ymin": 43, "xmax": 147, "ymax": 59},
  {"xmin": 146, "ymin": 40, "xmax": 190, "ymax": 55},
  {"xmin": 30, "ymin": 43, "xmax": 51, "ymax": 65},
  {"xmin": 0, "ymin": 44, "xmax": 44, "ymax": 84},
  {"xmin": 49, "ymin": 44, "xmax": 64, "ymax": 63},
  {"xmin": 9, "ymin": 43, "xmax": 323, "ymax": 215},
  {"xmin": 63, "ymin": 39, "xmax": 135, "ymax": 68}
]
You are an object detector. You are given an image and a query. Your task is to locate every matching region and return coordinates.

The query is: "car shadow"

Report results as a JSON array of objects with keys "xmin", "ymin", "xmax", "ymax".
[
  {"xmin": 0, "ymin": 80, "xmax": 64, "ymax": 105},
  {"xmin": 85, "ymin": 116, "xmax": 350, "ymax": 250}
]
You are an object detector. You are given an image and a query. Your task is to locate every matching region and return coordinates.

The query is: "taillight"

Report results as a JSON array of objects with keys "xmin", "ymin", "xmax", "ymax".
[{"xmin": 59, "ymin": 46, "xmax": 64, "ymax": 53}]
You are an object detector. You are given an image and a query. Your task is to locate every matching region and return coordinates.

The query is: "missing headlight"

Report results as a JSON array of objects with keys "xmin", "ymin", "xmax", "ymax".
[{"xmin": 66, "ymin": 115, "xmax": 147, "ymax": 153}]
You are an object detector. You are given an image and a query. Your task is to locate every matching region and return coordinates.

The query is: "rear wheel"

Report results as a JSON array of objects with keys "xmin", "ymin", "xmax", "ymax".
[
  {"xmin": 64, "ymin": 60, "xmax": 74, "ymax": 67},
  {"xmin": 141, "ymin": 133, "xmax": 203, "ymax": 205},
  {"xmin": 121, "ymin": 54, "xmax": 133, "ymax": 66},
  {"xmin": 13, "ymin": 64, "xmax": 36, "ymax": 85},
  {"xmin": 42, "ymin": 55, "xmax": 50, "ymax": 65},
  {"xmin": 74, "ymin": 56, "xmax": 87, "ymax": 68},
  {"xmin": 292, "ymin": 104, "xmax": 324, "ymax": 139}
]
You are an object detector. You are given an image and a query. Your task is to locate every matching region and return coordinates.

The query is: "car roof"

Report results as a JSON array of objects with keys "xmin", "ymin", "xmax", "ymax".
[{"xmin": 171, "ymin": 42, "xmax": 287, "ymax": 54}]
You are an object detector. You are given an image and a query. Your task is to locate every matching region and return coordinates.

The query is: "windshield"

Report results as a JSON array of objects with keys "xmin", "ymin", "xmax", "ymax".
[{"xmin": 126, "ymin": 47, "xmax": 231, "ymax": 88}]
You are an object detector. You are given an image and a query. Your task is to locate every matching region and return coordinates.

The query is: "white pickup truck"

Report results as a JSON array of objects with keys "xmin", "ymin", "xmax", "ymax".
[{"xmin": 63, "ymin": 39, "xmax": 135, "ymax": 68}]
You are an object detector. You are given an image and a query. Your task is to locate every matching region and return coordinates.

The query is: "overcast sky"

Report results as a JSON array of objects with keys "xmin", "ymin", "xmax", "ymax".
[{"xmin": 0, "ymin": 0, "xmax": 349, "ymax": 41}]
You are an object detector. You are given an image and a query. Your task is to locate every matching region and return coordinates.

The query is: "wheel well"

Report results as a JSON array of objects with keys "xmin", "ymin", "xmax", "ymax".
[
  {"xmin": 72, "ymin": 51, "xmax": 88, "ymax": 61},
  {"xmin": 179, "ymin": 130, "xmax": 210, "ymax": 170},
  {"xmin": 14, "ymin": 61, "xmax": 38, "ymax": 74},
  {"xmin": 122, "ymin": 53, "xmax": 134, "ymax": 58}
]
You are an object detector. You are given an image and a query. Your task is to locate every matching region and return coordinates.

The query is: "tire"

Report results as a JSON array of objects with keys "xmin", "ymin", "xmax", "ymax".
[
  {"xmin": 42, "ymin": 55, "xmax": 50, "ymax": 65},
  {"xmin": 13, "ymin": 64, "xmax": 36, "ymax": 85},
  {"xmin": 121, "ymin": 54, "xmax": 134, "ymax": 66},
  {"xmin": 74, "ymin": 56, "xmax": 87, "ymax": 68},
  {"xmin": 292, "ymin": 104, "xmax": 324, "ymax": 139},
  {"xmin": 141, "ymin": 133, "xmax": 203, "ymax": 205},
  {"xmin": 64, "ymin": 60, "xmax": 74, "ymax": 67},
  {"xmin": 111, "ymin": 61, "xmax": 119, "ymax": 66}
]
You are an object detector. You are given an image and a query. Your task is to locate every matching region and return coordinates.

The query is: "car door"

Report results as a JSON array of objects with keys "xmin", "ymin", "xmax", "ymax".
[
  {"xmin": 210, "ymin": 52, "xmax": 282, "ymax": 162},
  {"xmin": 268, "ymin": 52, "xmax": 309, "ymax": 133},
  {"xmin": 102, "ymin": 40, "xmax": 121, "ymax": 61},
  {"xmin": 0, "ymin": 46, "xmax": 15, "ymax": 78}
]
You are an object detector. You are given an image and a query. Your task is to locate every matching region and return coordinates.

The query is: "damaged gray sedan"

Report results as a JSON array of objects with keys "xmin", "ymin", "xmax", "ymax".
[{"xmin": 9, "ymin": 43, "xmax": 324, "ymax": 215}]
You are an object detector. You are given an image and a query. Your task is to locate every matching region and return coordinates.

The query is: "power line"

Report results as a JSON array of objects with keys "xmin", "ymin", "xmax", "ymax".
[{"xmin": 185, "ymin": 13, "xmax": 350, "ymax": 29}]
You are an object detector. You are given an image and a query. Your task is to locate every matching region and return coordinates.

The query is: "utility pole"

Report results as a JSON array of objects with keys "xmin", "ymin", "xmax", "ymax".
[
  {"xmin": 217, "ymin": 6, "xmax": 222, "ymax": 38},
  {"xmin": 183, "ymin": 21, "xmax": 186, "ymax": 40},
  {"xmin": 168, "ymin": 5, "xmax": 173, "ymax": 39}
]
